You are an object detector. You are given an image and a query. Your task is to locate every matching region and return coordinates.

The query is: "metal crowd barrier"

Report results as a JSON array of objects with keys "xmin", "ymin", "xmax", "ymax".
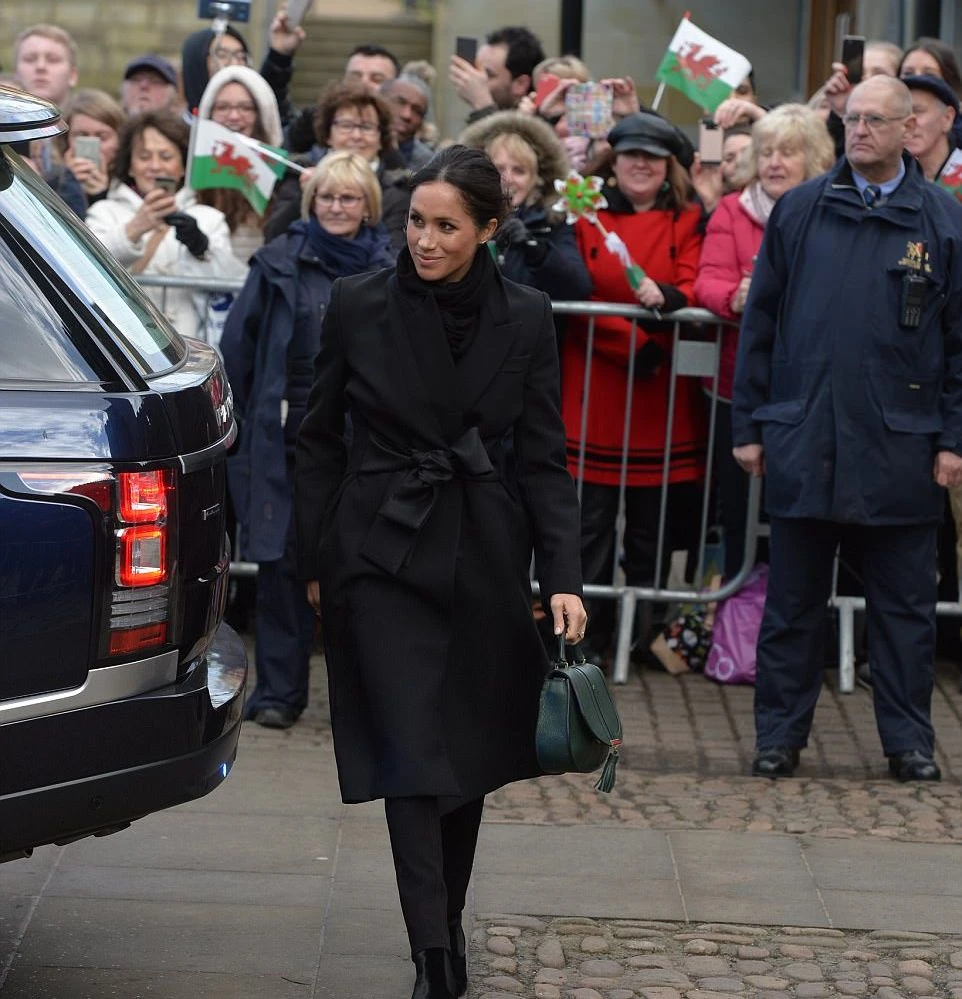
[{"xmin": 135, "ymin": 274, "xmax": 956, "ymax": 694}]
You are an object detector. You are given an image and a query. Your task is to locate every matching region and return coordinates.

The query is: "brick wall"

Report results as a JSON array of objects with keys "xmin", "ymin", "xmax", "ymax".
[{"xmin": 0, "ymin": 1, "xmax": 275, "ymax": 98}]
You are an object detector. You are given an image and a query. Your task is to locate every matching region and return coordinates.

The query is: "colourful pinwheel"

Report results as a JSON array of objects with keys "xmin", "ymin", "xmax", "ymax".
[{"xmin": 553, "ymin": 170, "xmax": 646, "ymax": 292}]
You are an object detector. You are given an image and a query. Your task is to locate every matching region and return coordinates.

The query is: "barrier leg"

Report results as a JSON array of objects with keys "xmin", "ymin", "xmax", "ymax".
[
  {"xmin": 837, "ymin": 599, "xmax": 856, "ymax": 693},
  {"xmin": 612, "ymin": 588, "xmax": 636, "ymax": 685}
]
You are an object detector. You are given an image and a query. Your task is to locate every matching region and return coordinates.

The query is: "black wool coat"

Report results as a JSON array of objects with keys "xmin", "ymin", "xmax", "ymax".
[{"xmin": 294, "ymin": 265, "xmax": 583, "ymax": 804}]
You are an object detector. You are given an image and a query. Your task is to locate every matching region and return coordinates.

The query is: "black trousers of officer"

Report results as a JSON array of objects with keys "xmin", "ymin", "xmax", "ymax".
[
  {"xmin": 755, "ymin": 517, "xmax": 937, "ymax": 756},
  {"xmin": 384, "ymin": 795, "xmax": 485, "ymax": 956}
]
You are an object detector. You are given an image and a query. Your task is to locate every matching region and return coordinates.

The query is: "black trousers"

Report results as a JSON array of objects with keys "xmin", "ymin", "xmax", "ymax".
[
  {"xmin": 755, "ymin": 517, "xmax": 937, "ymax": 756},
  {"xmin": 384, "ymin": 795, "xmax": 485, "ymax": 956}
]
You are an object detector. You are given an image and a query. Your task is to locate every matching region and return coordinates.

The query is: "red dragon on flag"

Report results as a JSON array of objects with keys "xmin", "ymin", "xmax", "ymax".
[
  {"xmin": 675, "ymin": 42, "xmax": 728, "ymax": 85},
  {"xmin": 210, "ymin": 139, "xmax": 257, "ymax": 187}
]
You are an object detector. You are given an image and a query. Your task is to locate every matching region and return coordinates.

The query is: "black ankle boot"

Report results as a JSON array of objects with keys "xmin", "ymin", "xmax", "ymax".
[
  {"xmin": 411, "ymin": 947, "xmax": 456, "ymax": 999},
  {"xmin": 448, "ymin": 918, "xmax": 467, "ymax": 997}
]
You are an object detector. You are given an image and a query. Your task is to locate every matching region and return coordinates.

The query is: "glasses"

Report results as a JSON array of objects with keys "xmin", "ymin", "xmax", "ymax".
[
  {"xmin": 211, "ymin": 46, "xmax": 250, "ymax": 67},
  {"xmin": 316, "ymin": 193, "xmax": 364, "ymax": 208},
  {"xmin": 842, "ymin": 112, "xmax": 907, "ymax": 129},
  {"xmin": 331, "ymin": 118, "xmax": 379, "ymax": 135},
  {"xmin": 212, "ymin": 102, "xmax": 257, "ymax": 117}
]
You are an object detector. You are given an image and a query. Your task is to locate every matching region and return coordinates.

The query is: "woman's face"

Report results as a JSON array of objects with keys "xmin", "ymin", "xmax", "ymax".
[
  {"xmin": 210, "ymin": 81, "xmax": 259, "ymax": 138},
  {"xmin": 611, "ymin": 149, "xmax": 668, "ymax": 209},
  {"xmin": 906, "ymin": 90, "xmax": 954, "ymax": 161},
  {"xmin": 69, "ymin": 112, "xmax": 120, "ymax": 170},
  {"xmin": 129, "ymin": 126, "xmax": 184, "ymax": 197},
  {"xmin": 328, "ymin": 103, "xmax": 382, "ymax": 161},
  {"xmin": 901, "ymin": 50, "xmax": 943, "ymax": 80},
  {"xmin": 489, "ymin": 141, "xmax": 538, "ymax": 208},
  {"xmin": 721, "ymin": 133, "xmax": 751, "ymax": 189},
  {"xmin": 406, "ymin": 180, "xmax": 497, "ymax": 284},
  {"xmin": 757, "ymin": 141, "xmax": 806, "ymax": 200},
  {"xmin": 313, "ymin": 181, "xmax": 366, "ymax": 239}
]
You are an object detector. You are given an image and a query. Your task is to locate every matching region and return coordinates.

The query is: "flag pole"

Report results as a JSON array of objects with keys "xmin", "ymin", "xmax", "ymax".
[
  {"xmin": 651, "ymin": 82, "xmax": 666, "ymax": 110},
  {"xmin": 230, "ymin": 131, "xmax": 308, "ymax": 174}
]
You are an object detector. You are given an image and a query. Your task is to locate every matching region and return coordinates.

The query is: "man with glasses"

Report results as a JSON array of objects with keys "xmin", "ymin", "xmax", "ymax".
[
  {"xmin": 121, "ymin": 54, "xmax": 180, "ymax": 115},
  {"xmin": 181, "ymin": 6, "xmax": 305, "ymax": 125},
  {"xmin": 733, "ymin": 75, "xmax": 962, "ymax": 783}
]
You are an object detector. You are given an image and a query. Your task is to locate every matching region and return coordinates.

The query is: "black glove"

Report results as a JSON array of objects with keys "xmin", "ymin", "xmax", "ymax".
[
  {"xmin": 495, "ymin": 216, "xmax": 529, "ymax": 250},
  {"xmin": 164, "ymin": 211, "xmax": 209, "ymax": 260},
  {"xmin": 633, "ymin": 338, "xmax": 666, "ymax": 379}
]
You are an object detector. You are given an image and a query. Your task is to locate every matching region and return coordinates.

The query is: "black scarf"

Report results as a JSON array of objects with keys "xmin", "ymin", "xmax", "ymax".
[
  {"xmin": 304, "ymin": 217, "xmax": 391, "ymax": 278},
  {"xmin": 395, "ymin": 244, "xmax": 495, "ymax": 361}
]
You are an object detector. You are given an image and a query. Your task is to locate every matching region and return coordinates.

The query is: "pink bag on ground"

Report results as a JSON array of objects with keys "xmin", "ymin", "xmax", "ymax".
[{"xmin": 704, "ymin": 564, "xmax": 769, "ymax": 685}]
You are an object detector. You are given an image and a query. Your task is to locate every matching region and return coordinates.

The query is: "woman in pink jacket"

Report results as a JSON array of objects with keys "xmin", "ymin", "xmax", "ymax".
[{"xmin": 694, "ymin": 104, "xmax": 835, "ymax": 578}]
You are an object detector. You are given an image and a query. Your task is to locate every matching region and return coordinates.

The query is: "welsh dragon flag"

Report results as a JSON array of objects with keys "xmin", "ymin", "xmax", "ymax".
[
  {"xmin": 187, "ymin": 118, "xmax": 286, "ymax": 215},
  {"xmin": 938, "ymin": 147, "xmax": 962, "ymax": 203},
  {"xmin": 655, "ymin": 17, "xmax": 752, "ymax": 113}
]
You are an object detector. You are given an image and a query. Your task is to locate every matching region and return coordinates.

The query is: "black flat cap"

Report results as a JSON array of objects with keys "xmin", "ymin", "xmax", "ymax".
[{"xmin": 608, "ymin": 111, "xmax": 684, "ymax": 159}]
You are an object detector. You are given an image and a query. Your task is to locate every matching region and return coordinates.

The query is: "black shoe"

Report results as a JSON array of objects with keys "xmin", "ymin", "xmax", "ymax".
[
  {"xmin": 888, "ymin": 750, "xmax": 941, "ymax": 782},
  {"xmin": 448, "ymin": 918, "xmax": 467, "ymax": 997},
  {"xmin": 251, "ymin": 706, "xmax": 297, "ymax": 729},
  {"xmin": 411, "ymin": 947, "xmax": 456, "ymax": 999},
  {"xmin": 752, "ymin": 746, "xmax": 799, "ymax": 778}
]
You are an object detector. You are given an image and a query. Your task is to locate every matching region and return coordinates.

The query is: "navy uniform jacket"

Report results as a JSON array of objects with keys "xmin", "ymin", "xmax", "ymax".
[{"xmin": 732, "ymin": 153, "xmax": 962, "ymax": 525}]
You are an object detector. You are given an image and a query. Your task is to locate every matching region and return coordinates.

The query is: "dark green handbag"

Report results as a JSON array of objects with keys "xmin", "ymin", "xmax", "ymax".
[{"xmin": 535, "ymin": 636, "xmax": 623, "ymax": 792}]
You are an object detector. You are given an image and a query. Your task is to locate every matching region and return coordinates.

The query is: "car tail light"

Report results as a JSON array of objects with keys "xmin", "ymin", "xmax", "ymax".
[
  {"xmin": 17, "ymin": 469, "xmax": 113, "ymax": 512},
  {"xmin": 116, "ymin": 525, "xmax": 167, "ymax": 587},
  {"xmin": 11, "ymin": 464, "xmax": 177, "ymax": 662}
]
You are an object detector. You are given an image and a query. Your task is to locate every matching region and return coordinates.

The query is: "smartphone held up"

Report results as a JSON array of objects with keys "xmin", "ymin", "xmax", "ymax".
[
  {"xmin": 841, "ymin": 34, "xmax": 865, "ymax": 86},
  {"xmin": 455, "ymin": 36, "xmax": 478, "ymax": 66},
  {"xmin": 698, "ymin": 118, "xmax": 724, "ymax": 165}
]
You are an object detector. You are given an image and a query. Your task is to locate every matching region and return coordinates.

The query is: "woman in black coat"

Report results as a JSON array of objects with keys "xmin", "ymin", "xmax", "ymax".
[
  {"xmin": 294, "ymin": 146, "xmax": 587, "ymax": 999},
  {"xmin": 220, "ymin": 151, "xmax": 393, "ymax": 730}
]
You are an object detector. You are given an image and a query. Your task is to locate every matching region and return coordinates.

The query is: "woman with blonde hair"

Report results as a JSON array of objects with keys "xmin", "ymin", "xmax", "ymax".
[
  {"xmin": 695, "ymin": 103, "xmax": 835, "ymax": 578},
  {"xmin": 220, "ymin": 151, "xmax": 393, "ymax": 729}
]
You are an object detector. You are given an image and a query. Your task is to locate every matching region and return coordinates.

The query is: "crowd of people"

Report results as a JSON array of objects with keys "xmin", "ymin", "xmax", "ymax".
[{"xmin": 10, "ymin": 13, "xmax": 962, "ymax": 997}]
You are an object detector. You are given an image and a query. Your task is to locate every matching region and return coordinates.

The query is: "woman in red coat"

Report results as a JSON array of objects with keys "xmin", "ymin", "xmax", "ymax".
[
  {"xmin": 694, "ymin": 104, "xmax": 835, "ymax": 578},
  {"xmin": 563, "ymin": 111, "xmax": 705, "ymax": 658}
]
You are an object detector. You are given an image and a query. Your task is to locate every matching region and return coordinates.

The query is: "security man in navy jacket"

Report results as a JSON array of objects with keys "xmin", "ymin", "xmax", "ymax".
[{"xmin": 732, "ymin": 76, "xmax": 962, "ymax": 782}]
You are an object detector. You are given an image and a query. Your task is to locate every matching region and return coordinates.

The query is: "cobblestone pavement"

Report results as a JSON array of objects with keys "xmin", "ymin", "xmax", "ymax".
[
  {"xmin": 259, "ymin": 650, "xmax": 962, "ymax": 997},
  {"xmin": 467, "ymin": 917, "xmax": 962, "ymax": 998}
]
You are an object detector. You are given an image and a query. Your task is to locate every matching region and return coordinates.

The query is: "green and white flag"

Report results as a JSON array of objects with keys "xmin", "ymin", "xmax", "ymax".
[
  {"xmin": 655, "ymin": 17, "xmax": 752, "ymax": 113},
  {"xmin": 187, "ymin": 118, "xmax": 286, "ymax": 215}
]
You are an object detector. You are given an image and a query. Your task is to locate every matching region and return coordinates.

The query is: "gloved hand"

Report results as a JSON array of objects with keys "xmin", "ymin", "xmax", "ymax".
[
  {"xmin": 633, "ymin": 337, "xmax": 665, "ymax": 379},
  {"xmin": 164, "ymin": 211, "xmax": 209, "ymax": 260},
  {"xmin": 495, "ymin": 216, "xmax": 529, "ymax": 250}
]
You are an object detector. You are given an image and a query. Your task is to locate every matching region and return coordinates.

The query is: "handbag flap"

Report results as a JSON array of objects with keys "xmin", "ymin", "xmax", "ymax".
[{"xmin": 565, "ymin": 662, "xmax": 623, "ymax": 745}]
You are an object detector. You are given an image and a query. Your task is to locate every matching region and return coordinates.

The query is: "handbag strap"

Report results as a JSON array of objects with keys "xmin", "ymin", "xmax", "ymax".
[{"xmin": 555, "ymin": 634, "xmax": 588, "ymax": 665}]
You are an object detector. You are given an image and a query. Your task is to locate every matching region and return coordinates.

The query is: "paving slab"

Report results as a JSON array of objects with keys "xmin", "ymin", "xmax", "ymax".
[{"xmin": 14, "ymin": 896, "xmax": 323, "ymax": 978}]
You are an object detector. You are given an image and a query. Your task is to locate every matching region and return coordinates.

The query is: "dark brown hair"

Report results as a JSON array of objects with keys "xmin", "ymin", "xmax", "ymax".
[
  {"xmin": 409, "ymin": 145, "xmax": 510, "ymax": 229},
  {"xmin": 312, "ymin": 80, "xmax": 395, "ymax": 154},
  {"xmin": 110, "ymin": 110, "xmax": 189, "ymax": 186},
  {"xmin": 584, "ymin": 146, "xmax": 695, "ymax": 213},
  {"xmin": 899, "ymin": 37, "xmax": 962, "ymax": 97}
]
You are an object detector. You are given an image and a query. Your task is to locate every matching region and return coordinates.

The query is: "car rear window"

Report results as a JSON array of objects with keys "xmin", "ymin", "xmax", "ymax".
[{"xmin": 0, "ymin": 152, "xmax": 187, "ymax": 378}]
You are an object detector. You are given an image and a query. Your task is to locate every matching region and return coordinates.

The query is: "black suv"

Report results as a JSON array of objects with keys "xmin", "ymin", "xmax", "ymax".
[{"xmin": 0, "ymin": 87, "xmax": 247, "ymax": 859}]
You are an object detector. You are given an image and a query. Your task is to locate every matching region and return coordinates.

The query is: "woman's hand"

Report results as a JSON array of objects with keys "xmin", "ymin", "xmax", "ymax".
[
  {"xmin": 600, "ymin": 76, "xmax": 640, "ymax": 118},
  {"xmin": 634, "ymin": 276, "xmax": 665, "ymax": 310},
  {"xmin": 270, "ymin": 3, "xmax": 306, "ymax": 55},
  {"xmin": 731, "ymin": 273, "xmax": 752, "ymax": 314},
  {"xmin": 125, "ymin": 187, "xmax": 177, "ymax": 244},
  {"xmin": 550, "ymin": 593, "xmax": 588, "ymax": 644},
  {"xmin": 690, "ymin": 153, "xmax": 722, "ymax": 214},
  {"xmin": 306, "ymin": 580, "xmax": 320, "ymax": 614},
  {"xmin": 822, "ymin": 62, "xmax": 852, "ymax": 116},
  {"xmin": 713, "ymin": 98, "xmax": 766, "ymax": 129},
  {"xmin": 65, "ymin": 150, "xmax": 108, "ymax": 197}
]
